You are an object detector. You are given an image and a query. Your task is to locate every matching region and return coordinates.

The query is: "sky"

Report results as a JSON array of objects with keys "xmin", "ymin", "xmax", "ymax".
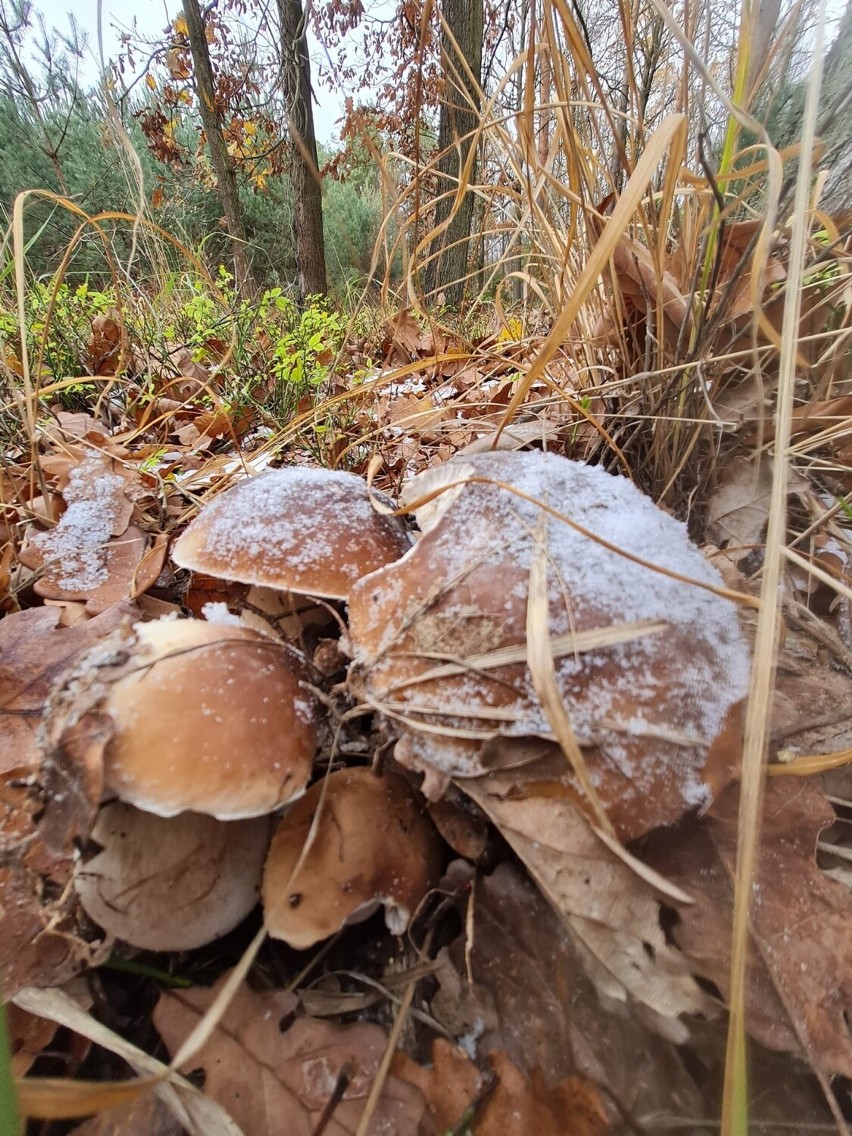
[
  {"xmin": 30, "ymin": 0, "xmax": 348, "ymax": 144},
  {"xmin": 28, "ymin": 0, "xmax": 848, "ymax": 147}
]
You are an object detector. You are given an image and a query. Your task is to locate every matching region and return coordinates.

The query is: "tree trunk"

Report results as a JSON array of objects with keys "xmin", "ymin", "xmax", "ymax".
[
  {"xmin": 424, "ymin": 0, "xmax": 484, "ymax": 308},
  {"xmin": 182, "ymin": 0, "xmax": 256, "ymax": 294},
  {"xmin": 276, "ymin": 0, "xmax": 327, "ymax": 300}
]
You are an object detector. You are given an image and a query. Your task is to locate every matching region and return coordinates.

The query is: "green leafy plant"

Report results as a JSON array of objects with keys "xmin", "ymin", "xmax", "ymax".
[{"xmin": 0, "ymin": 997, "xmax": 21, "ymax": 1136}]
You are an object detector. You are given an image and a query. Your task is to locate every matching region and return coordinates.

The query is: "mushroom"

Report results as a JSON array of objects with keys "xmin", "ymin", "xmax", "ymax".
[
  {"xmin": 171, "ymin": 467, "xmax": 412, "ymax": 601},
  {"xmin": 262, "ymin": 767, "xmax": 443, "ymax": 949},
  {"xmin": 95, "ymin": 617, "xmax": 318, "ymax": 819},
  {"xmin": 348, "ymin": 451, "xmax": 751, "ymax": 840},
  {"xmin": 75, "ymin": 802, "xmax": 271, "ymax": 952}
]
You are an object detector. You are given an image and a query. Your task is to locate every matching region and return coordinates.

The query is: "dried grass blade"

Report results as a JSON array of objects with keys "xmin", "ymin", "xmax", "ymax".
[
  {"xmin": 720, "ymin": 4, "xmax": 837, "ymax": 1133},
  {"xmin": 15, "ymin": 1076, "xmax": 158, "ymax": 1121},
  {"xmin": 12, "ymin": 987, "xmax": 243, "ymax": 1136},
  {"xmin": 525, "ymin": 519, "xmax": 616, "ymax": 838},
  {"xmin": 389, "ymin": 618, "xmax": 667, "ymax": 690},
  {"xmin": 767, "ymin": 750, "xmax": 852, "ymax": 777},
  {"xmin": 497, "ymin": 113, "xmax": 687, "ymax": 438}
]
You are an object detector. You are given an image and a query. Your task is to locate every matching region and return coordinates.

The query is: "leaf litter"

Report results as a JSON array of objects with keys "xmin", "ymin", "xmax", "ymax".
[{"xmin": 1, "ymin": 356, "xmax": 851, "ymax": 1136}]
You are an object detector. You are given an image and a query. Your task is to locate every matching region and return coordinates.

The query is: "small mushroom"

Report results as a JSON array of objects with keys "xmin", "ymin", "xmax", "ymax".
[
  {"xmin": 75, "ymin": 802, "xmax": 271, "ymax": 951},
  {"xmin": 349, "ymin": 451, "xmax": 751, "ymax": 840},
  {"xmin": 98, "ymin": 617, "xmax": 318, "ymax": 819},
  {"xmin": 262, "ymin": 767, "xmax": 443, "ymax": 949},
  {"xmin": 171, "ymin": 467, "xmax": 412, "ymax": 600}
]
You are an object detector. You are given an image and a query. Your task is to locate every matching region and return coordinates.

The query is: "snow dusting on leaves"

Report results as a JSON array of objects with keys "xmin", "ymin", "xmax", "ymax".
[{"xmin": 24, "ymin": 456, "xmax": 132, "ymax": 593}]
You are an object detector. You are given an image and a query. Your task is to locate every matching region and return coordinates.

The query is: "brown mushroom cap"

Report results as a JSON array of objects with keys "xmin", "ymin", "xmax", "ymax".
[
  {"xmin": 101, "ymin": 617, "xmax": 317, "ymax": 819},
  {"xmin": 171, "ymin": 467, "xmax": 412, "ymax": 600},
  {"xmin": 262, "ymin": 767, "xmax": 443, "ymax": 949},
  {"xmin": 348, "ymin": 451, "xmax": 751, "ymax": 840},
  {"xmin": 75, "ymin": 802, "xmax": 271, "ymax": 952}
]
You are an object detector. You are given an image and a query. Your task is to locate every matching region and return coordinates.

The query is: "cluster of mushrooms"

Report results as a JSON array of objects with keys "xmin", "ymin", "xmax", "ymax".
[{"xmin": 54, "ymin": 451, "xmax": 751, "ymax": 956}]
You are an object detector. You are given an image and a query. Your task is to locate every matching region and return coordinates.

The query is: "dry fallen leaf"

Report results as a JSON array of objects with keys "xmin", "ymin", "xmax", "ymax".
[
  {"xmin": 459, "ymin": 770, "xmax": 711, "ymax": 1028},
  {"xmin": 0, "ymin": 706, "xmax": 112, "ymax": 995},
  {"xmin": 69, "ymin": 1093, "xmax": 185, "ymax": 1136},
  {"xmin": 393, "ymin": 1039, "xmax": 608, "ymax": 1136},
  {"xmin": 430, "ymin": 859, "xmax": 574, "ymax": 1086},
  {"xmin": 382, "ymin": 308, "xmax": 425, "ymax": 363},
  {"xmin": 640, "ymin": 777, "xmax": 852, "ymax": 1077},
  {"xmin": 154, "ymin": 972, "xmax": 428, "ymax": 1136},
  {"xmin": 706, "ymin": 453, "xmax": 775, "ymax": 561},
  {"xmin": 14, "ymin": 985, "xmax": 242, "ymax": 1136},
  {"xmin": 18, "ymin": 451, "xmax": 166, "ymax": 614},
  {"xmin": 7, "ymin": 1004, "xmax": 62, "ymax": 1077},
  {"xmin": 431, "ymin": 861, "xmax": 706, "ymax": 1127},
  {"xmin": 0, "ymin": 602, "xmax": 134, "ymax": 775}
]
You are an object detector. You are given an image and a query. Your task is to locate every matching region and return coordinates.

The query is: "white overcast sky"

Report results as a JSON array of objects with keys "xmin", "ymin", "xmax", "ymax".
[
  {"xmin": 29, "ymin": 0, "xmax": 847, "ymax": 146},
  {"xmin": 30, "ymin": 0, "xmax": 347, "ymax": 143}
]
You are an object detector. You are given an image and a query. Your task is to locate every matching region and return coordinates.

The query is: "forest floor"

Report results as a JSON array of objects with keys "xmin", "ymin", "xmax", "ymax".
[{"xmin": 2, "ymin": 294, "xmax": 852, "ymax": 1136}]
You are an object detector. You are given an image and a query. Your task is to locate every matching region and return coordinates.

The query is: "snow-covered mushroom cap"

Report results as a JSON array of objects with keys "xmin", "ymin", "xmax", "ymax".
[
  {"xmin": 75, "ymin": 802, "xmax": 271, "ymax": 952},
  {"xmin": 349, "ymin": 451, "xmax": 751, "ymax": 840},
  {"xmin": 101, "ymin": 617, "xmax": 318, "ymax": 819},
  {"xmin": 171, "ymin": 467, "xmax": 412, "ymax": 600},
  {"xmin": 262, "ymin": 767, "xmax": 443, "ymax": 949}
]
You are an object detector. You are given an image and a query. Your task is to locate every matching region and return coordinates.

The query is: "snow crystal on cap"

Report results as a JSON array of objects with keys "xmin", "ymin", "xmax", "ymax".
[
  {"xmin": 442, "ymin": 451, "xmax": 751, "ymax": 729},
  {"xmin": 173, "ymin": 466, "xmax": 410, "ymax": 593},
  {"xmin": 355, "ymin": 451, "xmax": 752, "ymax": 823}
]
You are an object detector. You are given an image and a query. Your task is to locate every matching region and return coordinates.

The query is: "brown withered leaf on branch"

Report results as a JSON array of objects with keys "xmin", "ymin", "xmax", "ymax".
[
  {"xmin": 87, "ymin": 312, "xmax": 123, "ymax": 375},
  {"xmin": 154, "ymin": 972, "xmax": 428, "ymax": 1136},
  {"xmin": 459, "ymin": 773, "xmax": 712, "ymax": 1027},
  {"xmin": 640, "ymin": 777, "xmax": 852, "ymax": 1077},
  {"xmin": 393, "ymin": 1040, "xmax": 608, "ymax": 1136}
]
